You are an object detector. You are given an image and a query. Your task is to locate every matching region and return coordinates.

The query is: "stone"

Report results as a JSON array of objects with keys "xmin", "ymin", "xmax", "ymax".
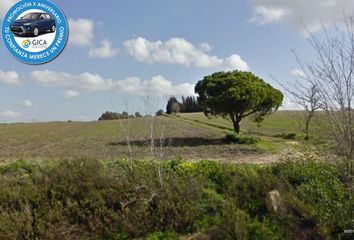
[{"xmin": 265, "ymin": 190, "xmax": 287, "ymax": 217}]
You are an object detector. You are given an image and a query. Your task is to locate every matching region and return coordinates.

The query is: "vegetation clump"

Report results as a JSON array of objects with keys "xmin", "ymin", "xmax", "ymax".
[
  {"xmin": 0, "ymin": 157, "xmax": 352, "ymax": 239},
  {"xmin": 225, "ymin": 132, "xmax": 259, "ymax": 144},
  {"xmin": 274, "ymin": 132, "xmax": 297, "ymax": 140},
  {"xmin": 98, "ymin": 111, "xmax": 144, "ymax": 121},
  {"xmin": 166, "ymin": 96, "xmax": 202, "ymax": 114}
]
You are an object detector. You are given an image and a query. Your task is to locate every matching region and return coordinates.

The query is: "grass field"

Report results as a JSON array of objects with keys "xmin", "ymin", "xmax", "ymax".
[
  {"xmin": 0, "ymin": 111, "xmax": 322, "ymax": 163},
  {"xmin": 0, "ymin": 111, "xmax": 352, "ymax": 239},
  {"xmin": 176, "ymin": 111, "xmax": 327, "ymax": 137}
]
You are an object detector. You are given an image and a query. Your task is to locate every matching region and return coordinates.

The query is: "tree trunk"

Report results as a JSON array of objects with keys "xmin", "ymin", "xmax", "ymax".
[
  {"xmin": 230, "ymin": 114, "xmax": 241, "ymax": 134},
  {"xmin": 305, "ymin": 112, "xmax": 312, "ymax": 137},
  {"xmin": 233, "ymin": 120, "xmax": 241, "ymax": 134}
]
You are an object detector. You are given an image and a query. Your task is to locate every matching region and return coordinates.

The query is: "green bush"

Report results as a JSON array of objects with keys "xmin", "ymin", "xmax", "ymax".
[
  {"xmin": 225, "ymin": 132, "xmax": 259, "ymax": 144},
  {"xmin": 0, "ymin": 159, "xmax": 34, "ymax": 175},
  {"xmin": 220, "ymin": 202, "xmax": 285, "ymax": 240},
  {"xmin": 0, "ymin": 158, "xmax": 352, "ymax": 239},
  {"xmin": 196, "ymin": 160, "xmax": 231, "ymax": 192},
  {"xmin": 273, "ymin": 132, "xmax": 297, "ymax": 140},
  {"xmin": 272, "ymin": 158, "xmax": 353, "ymax": 238},
  {"xmin": 225, "ymin": 164, "xmax": 275, "ymax": 216},
  {"xmin": 220, "ymin": 203, "xmax": 250, "ymax": 239}
]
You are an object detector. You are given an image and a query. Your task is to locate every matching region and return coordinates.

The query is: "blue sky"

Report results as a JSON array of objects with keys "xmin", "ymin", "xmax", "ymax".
[{"xmin": 0, "ymin": 0, "xmax": 352, "ymax": 122}]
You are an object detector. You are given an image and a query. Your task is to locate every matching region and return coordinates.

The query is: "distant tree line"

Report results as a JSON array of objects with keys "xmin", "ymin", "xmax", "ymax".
[
  {"xmin": 166, "ymin": 96, "xmax": 202, "ymax": 114},
  {"xmin": 98, "ymin": 111, "xmax": 143, "ymax": 121},
  {"xmin": 99, "ymin": 96, "xmax": 202, "ymax": 120}
]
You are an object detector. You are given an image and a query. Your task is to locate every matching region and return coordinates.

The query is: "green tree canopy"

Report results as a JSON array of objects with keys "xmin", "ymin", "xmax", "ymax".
[{"xmin": 195, "ymin": 71, "xmax": 283, "ymax": 134}]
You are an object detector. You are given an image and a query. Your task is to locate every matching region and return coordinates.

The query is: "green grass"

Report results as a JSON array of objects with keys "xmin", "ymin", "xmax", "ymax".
[
  {"xmin": 172, "ymin": 111, "xmax": 319, "ymax": 153},
  {"xmin": 0, "ymin": 117, "xmax": 260, "ymax": 162},
  {"xmin": 0, "ymin": 112, "xmax": 351, "ymax": 239},
  {"xmin": 0, "ymin": 111, "xmax": 328, "ymax": 163},
  {"xmin": 178, "ymin": 111, "xmax": 327, "ymax": 138}
]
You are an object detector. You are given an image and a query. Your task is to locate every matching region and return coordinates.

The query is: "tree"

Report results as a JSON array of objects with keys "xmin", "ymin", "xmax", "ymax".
[
  {"xmin": 156, "ymin": 109, "xmax": 164, "ymax": 116},
  {"xmin": 171, "ymin": 102, "xmax": 181, "ymax": 114},
  {"xmin": 121, "ymin": 111, "xmax": 129, "ymax": 119},
  {"xmin": 181, "ymin": 96, "xmax": 203, "ymax": 113},
  {"xmin": 98, "ymin": 111, "xmax": 120, "ymax": 121},
  {"xmin": 135, "ymin": 112, "xmax": 142, "ymax": 118},
  {"xmin": 274, "ymin": 67, "xmax": 321, "ymax": 137},
  {"xmin": 299, "ymin": 17, "xmax": 354, "ymax": 174},
  {"xmin": 166, "ymin": 96, "xmax": 182, "ymax": 114},
  {"xmin": 98, "ymin": 111, "xmax": 133, "ymax": 120},
  {"xmin": 195, "ymin": 71, "xmax": 283, "ymax": 134}
]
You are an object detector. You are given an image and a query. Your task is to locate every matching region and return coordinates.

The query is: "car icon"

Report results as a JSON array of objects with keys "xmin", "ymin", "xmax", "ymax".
[{"xmin": 10, "ymin": 12, "xmax": 56, "ymax": 37}]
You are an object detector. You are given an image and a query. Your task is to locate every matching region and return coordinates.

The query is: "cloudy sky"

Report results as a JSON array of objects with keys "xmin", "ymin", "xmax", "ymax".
[{"xmin": 0, "ymin": 0, "xmax": 353, "ymax": 122}]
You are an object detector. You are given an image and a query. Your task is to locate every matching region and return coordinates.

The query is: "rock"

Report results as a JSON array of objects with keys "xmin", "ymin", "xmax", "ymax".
[
  {"xmin": 265, "ymin": 190, "xmax": 287, "ymax": 217},
  {"xmin": 180, "ymin": 226, "xmax": 222, "ymax": 240}
]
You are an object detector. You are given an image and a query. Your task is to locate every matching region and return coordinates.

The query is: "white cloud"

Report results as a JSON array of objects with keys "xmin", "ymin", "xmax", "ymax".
[
  {"xmin": 22, "ymin": 100, "xmax": 32, "ymax": 107},
  {"xmin": 31, "ymin": 70, "xmax": 194, "ymax": 96},
  {"xmin": 31, "ymin": 70, "xmax": 113, "ymax": 91},
  {"xmin": 68, "ymin": 18, "xmax": 95, "ymax": 46},
  {"xmin": 0, "ymin": 110, "xmax": 21, "ymax": 118},
  {"xmin": 224, "ymin": 55, "xmax": 250, "ymax": 72},
  {"xmin": 291, "ymin": 68, "xmax": 305, "ymax": 78},
  {"xmin": 31, "ymin": 70, "xmax": 73, "ymax": 86},
  {"xmin": 250, "ymin": 0, "xmax": 354, "ymax": 34},
  {"xmin": 124, "ymin": 37, "xmax": 249, "ymax": 71},
  {"xmin": 281, "ymin": 97, "xmax": 303, "ymax": 110},
  {"xmin": 114, "ymin": 75, "xmax": 195, "ymax": 96},
  {"xmin": 0, "ymin": 70, "xmax": 21, "ymax": 85},
  {"xmin": 89, "ymin": 39, "xmax": 118, "ymax": 58},
  {"xmin": 199, "ymin": 43, "xmax": 213, "ymax": 52},
  {"xmin": 0, "ymin": 0, "xmax": 17, "ymax": 19},
  {"xmin": 252, "ymin": 6, "xmax": 289, "ymax": 24},
  {"xmin": 68, "ymin": 19, "xmax": 119, "ymax": 59},
  {"xmin": 78, "ymin": 72, "xmax": 113, "ymax": 91},
  {"xmin": 63, "ymin": 90, "xmax": 80, "ymax": 99}
]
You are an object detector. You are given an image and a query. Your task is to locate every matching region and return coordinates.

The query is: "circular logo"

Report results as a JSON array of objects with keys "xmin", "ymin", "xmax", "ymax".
[
  {"xmin": 22, "ymin": 39, "xmax": 31, "ymax": 48},
  {"xmin": 1, "ymin": 0, "xmax": 68, "ymax": 64}
]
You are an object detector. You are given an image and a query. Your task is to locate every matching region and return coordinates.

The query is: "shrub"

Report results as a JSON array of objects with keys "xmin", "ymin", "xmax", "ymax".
[
  {"xmin": 304, "ymin": 134, "xmax": 310, "ymax": 141},
  {"xmin": 273, "ymin": 158, "xmax": 353, "ymax": 238},
  {"xmin": 196, "ymin": 161, "xmax": 231, "ymax": 192},
  {"xmin": 156, "ymin": 109, "xmax": 164, "ymax": 116},
  {"xmin": 0, "ymin": 159, "xmax": 34, "ymax": 175},
  {"xmin": 225, "ymin": 132, "xmax": 259, "ymax": 144},
  {"xmin": 0, "ymin": 158, "xmax": 352, "ymax": 239},
  {"xmin": 273, "ymin": 132, "xmax": 297, "ymax": 140},
  {"xmin": 220, "ymin": 203, "xmax": 250, "ymax": 239},
  {"xmin": 226, "ymin": 164, "xmax": 275, "ymax": 216},
  {"xmin": 220, "ymin": 202, "xmax": 285, "ymax": 240}
]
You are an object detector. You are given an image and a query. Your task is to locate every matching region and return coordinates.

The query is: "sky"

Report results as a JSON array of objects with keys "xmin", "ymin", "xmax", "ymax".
[{"xmin": 0, "ymin": 0, "xmax": 353, "ymax": 122}]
